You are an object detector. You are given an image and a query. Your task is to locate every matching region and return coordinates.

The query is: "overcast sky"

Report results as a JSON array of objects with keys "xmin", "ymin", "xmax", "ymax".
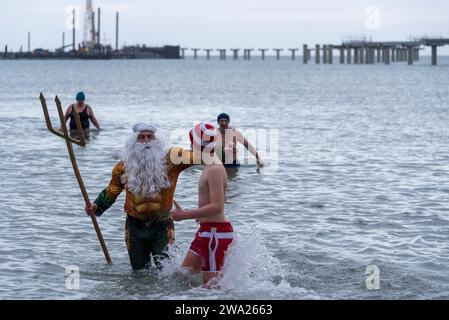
[{"xmin": 1, "ymin": 0, "xmax": 448, "ymax": 54}]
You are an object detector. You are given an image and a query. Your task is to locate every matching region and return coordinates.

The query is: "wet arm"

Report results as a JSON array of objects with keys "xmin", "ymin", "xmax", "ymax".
[
  {"xmin": 93, "ymin": 162, "xmax": 124, "ymax": 216},
  {"xmin": 87, "ymin": 106, "xmax": 101, "ymax": 130},
  {"xmin": 236, "ymin": 130, "xmax": 263, "ymax": 163},
  {"xmin": 62, "ymin": 105, "xmax": 72, "ymax": 127}
]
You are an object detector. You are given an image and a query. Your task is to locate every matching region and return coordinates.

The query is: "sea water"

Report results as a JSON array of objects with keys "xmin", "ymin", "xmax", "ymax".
[{"xmin": 0, "ymin": 57, "xmax": 448, "ymax": 299}]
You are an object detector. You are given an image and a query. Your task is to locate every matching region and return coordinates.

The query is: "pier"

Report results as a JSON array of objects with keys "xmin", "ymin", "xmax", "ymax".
[
  {"xmin": 3, "ymin": 35, "xmax": 448, "ymax": 63},
  {"xmin": 302, "ymin": 38, "xmax": 449, "ymax": 66},
  {"xmin": 171, "ymin": 37, "xmax": 448, "ymax": 66}
]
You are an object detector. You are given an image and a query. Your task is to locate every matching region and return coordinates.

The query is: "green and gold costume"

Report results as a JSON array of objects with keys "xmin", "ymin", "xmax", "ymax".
[{"xmin": 94, "ymin": 147, "xmax": 194, "ymax": 270}]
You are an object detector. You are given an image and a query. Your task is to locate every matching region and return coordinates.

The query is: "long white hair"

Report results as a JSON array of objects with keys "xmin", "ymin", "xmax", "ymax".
[{"xmin": 122, "ymin": 132, "xmax": 171, "ymax": 198}]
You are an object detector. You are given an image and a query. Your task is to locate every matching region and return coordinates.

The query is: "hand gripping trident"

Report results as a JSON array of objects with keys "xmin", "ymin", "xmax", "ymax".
[{"xmin": 39, "ymin": 93, "xmax": 112, "ymax": 264}]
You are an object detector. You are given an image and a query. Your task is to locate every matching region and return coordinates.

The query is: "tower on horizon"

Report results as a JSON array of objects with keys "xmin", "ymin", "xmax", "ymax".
[{"xmin": 83, "ymin": 0, "xmax": 97, "ymax": 50}]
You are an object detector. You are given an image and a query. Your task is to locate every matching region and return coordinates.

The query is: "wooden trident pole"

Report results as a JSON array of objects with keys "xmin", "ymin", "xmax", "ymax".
[{"xmin": 39, "ymin": 93, "xmax": 112, "ymax": 264}]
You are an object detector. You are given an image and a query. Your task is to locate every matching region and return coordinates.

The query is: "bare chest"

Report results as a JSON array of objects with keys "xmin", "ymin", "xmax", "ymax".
[{"xmin": 198, "ymin": 171, "xmax": 209, "ymax": 195}]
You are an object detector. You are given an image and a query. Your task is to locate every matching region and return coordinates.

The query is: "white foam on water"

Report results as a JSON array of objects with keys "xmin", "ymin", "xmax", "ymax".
[
  {"xmin": 158, "ymin": 225, "xmax": 319, "ymax": 299},
  {"xmin": 218, "ymin": 225, "xmax": 319, "ymax": 299}
]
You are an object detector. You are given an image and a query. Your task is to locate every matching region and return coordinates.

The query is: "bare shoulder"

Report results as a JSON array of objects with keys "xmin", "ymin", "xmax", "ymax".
[
  {"xmin": 234, "ymin": 129, "xmax": 244, "ymax": 138},
  {"xmin": 206, "ymin": 164, "xmax": 227, "ymax": 180}
]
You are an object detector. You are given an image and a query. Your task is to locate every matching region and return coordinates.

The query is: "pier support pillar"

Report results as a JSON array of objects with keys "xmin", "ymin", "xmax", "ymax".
[
  {"xmin": 303, "ymin": 45, "xmax": 308, "ymax": 64},
  {"xmin": 315, "ymin": 45, "xmax": 320, "ymax": 64},
  {"xmin": 384, "ymin": 48, "xmax": 390, "ymax": 65},
  {"xmin": 247, "ymin": 49, "xmax": 253, "ymax": 60},
  {"xmin": 323, "ymin": 45, "xmax": 328, "ymax": 64},
  {"xmin": 192, "ymin": 49, "xmax": 200, "ymax": 60},
  {"xmin": 289, "ymin": 48, "xmax": 298, "ymax": 61},
  {"xmin": 204, "ymin": 49, "xmax": 212, "ymax": 60},
  {"xmin": 218, "ymin": 49, "xmax": 227, "ymax": 60},
  {"xmin": 367, "ymin": 48, "xmax": 372, "ymax": 64},
  {"xmin": 328, "ymin": 46, "xmax": 333, "ymax": 64},
  {"xmin": 274, "ymin": 49, "xmax": 283, "ymax": 60},
  {"xmin": 259, "ymin": 49, "xmax": 268, "ymax": 60},
  {"xmin": 377, "ymin": 48, "xmax": 381, "ymax": 63},
  {"xmin": 431, "ymin": 45, "xmax": 437, "ymax": 65},
  {"xmin": 354, "ymin": 48, "xmax": 359, "ymax": 64},
  {"xmin": 340, "ymin": 48, "xmax": 345, "ymax": 64},
  {"xmin": 414, "ymin": 48, "xmax": 420, "ymax": 61},
  {"xmin": 359, "ymin": 48, "xmax": 365, "ymax": 64},
  {"xmin": 365, "ymin": 48, "xmax": 371, "ymax": 64},
  {"xmin": 391, "ymin": 49, "xmax": 395, "ymax": 62},
  {"xmin": 347, "ymin": 47, "xmax": 352, "ymax": 64},
  {"xmin": 181, "ymin": 48, "xmax": 187, "ymax": 59},
  {"xmin": 230, "ymin": 49, "xmax": 239, "ymax": 60},
  {"xmin": 407, "ymin": 47, "xmax": 414, "ymax": 65}
]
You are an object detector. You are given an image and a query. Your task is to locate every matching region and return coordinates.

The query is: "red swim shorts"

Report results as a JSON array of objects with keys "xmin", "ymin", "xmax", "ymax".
[{"xmin": 189, "ymin": 222, "xmax": 234, "ymax": 272}]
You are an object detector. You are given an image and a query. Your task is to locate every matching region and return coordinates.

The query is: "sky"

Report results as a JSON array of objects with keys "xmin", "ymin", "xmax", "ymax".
[{"xmin": 1, "ymin": 0, "xmax": 448, "ymax": 55}]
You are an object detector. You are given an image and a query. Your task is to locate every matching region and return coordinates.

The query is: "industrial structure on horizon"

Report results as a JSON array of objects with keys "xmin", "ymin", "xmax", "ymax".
[
  {"xmin": 1, "ymin": 1, "xmax": 448, "ymax": 65},
  {"xmin": 0, "ymin": 0, "xmax": 180, "ymax": 60}
]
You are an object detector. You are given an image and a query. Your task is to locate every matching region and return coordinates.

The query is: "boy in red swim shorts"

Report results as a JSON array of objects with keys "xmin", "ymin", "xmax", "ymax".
[{"xmin": 171, "ymin": 122, "xmax": 233, "ymax": 286}]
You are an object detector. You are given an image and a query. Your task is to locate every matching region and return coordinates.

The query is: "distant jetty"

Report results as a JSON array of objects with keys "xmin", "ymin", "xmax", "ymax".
[{"xmin": 179, "ymin": 37, "xmax": 449, "ymax": 66}]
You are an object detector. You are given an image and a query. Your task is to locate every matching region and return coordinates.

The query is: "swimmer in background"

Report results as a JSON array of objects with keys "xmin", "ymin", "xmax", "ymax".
[
  {"xmin": 215, "ymin": 113, "xmax": 264, "ymax": 169},
  {"xmin": 62, "ymin": 91, "xmax": 101, "ymax": 133}
]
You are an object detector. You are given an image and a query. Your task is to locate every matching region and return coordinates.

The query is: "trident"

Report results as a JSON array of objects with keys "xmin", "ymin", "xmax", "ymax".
[{"xmin": 39, "ymin": 93, "xmax": 112, "ymax": 264}]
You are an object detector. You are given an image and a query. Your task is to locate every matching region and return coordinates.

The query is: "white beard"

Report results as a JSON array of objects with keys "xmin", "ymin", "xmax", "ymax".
[{"xmin": 122, "ymin": 135, "xmax": 171, "ymax": 198}]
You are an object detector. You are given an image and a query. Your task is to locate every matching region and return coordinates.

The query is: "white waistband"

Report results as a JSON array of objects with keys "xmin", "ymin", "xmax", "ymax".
[{"xmin": 199, "ymin": 230, "xmax": 234, "ymax": 239}]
